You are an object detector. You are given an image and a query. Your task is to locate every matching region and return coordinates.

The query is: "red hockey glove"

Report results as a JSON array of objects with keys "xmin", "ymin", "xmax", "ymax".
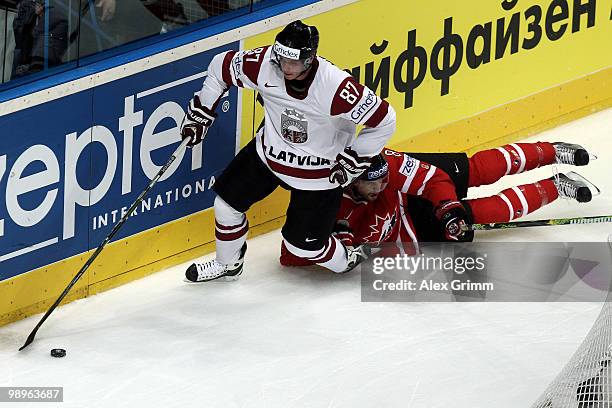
[
  {"xmin": 434, "ymin": 200, "xmax": 468, "ymax": 241},
  {"xmin": 180, "ymin": 95, "xmax": 217, "ymax": 147},
  {"xmin": 329, "ymin": 149, "xmax": 371, "ymax": 188}
]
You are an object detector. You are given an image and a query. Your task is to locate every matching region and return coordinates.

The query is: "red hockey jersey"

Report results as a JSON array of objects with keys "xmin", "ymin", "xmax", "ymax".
[{"xmin": 337, "ymin": 148, "xmax": 458, "ymax": 254}]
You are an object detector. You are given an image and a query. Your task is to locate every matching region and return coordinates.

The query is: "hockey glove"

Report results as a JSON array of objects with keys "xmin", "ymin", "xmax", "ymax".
[
  {"xmin": 434, "ymin": 200, "xmax": 468, "ymax": 241},
  {"xmin": 332, "ymin": 220, "xmax": 355, "ymax": 247},
  {"xmin": 329, "ymin": 149, "xmax": 371, "ymax": 188},
  {"xmin": 180, "ymin": 95, "xmax": 217, "ymax": 147},
  {"xmin": 341, "ymin": 244, "xmax": 371, "ymax": 273}
]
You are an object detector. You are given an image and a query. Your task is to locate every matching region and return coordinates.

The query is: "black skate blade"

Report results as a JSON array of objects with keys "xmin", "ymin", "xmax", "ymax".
[{"xmin": 183, "ymin": 276, "xmax": 240, "ymax": 283}]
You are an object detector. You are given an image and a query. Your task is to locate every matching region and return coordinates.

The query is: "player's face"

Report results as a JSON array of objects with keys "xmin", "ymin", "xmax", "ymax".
[
  {"xmin": 353, "ymin": 175, "xmax": 389, "ymax": 202},
  {"xmin": 278, "ymin": 57, "xmax": 309, "ymax": 80}
]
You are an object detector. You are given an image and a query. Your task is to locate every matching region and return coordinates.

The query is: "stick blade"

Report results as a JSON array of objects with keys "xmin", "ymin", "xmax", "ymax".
[{"xmin": 19, "ymin": 330, "xmax": 37, "ymax": 351}]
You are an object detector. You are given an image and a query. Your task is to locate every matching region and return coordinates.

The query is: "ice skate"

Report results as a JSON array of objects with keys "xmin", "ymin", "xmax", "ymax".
[
  {"xmin": 553, "ymin": 142, "xmax": 594, "ymax": 166},
  {"xmin": 185, "ymin": 243, "xmax": 247, "ymax": 283},
  {"xmin": 552, "ymin": 172, "xmax": 598, "ymax": 203}
]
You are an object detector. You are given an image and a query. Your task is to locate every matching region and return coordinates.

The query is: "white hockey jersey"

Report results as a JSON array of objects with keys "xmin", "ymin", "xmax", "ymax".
[{"xmin": 198, "ymin": 46, "xmax": 396, "ymax": 190}]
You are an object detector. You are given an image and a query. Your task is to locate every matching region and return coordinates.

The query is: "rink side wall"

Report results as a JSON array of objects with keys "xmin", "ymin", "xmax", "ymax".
[{"xmin": 1, "ymin": 0, "xmax": 611, "ymax": 326}]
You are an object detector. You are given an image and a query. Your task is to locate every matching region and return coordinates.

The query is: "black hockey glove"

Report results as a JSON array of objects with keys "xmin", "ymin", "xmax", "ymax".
[
  {"xmin": 332, "ymin": 220, "xmax": 355, "ymax": 246},
  {"xmin": 434, "ymin": 200, "xmax": 468, "ymax": 241},
  {"xmin": 329, "ymin": 149, "xmax": 371, "ymax": 188},
  {"xmin": 180, "ymin": 95, "xmax": 217, "ymax": 147}
]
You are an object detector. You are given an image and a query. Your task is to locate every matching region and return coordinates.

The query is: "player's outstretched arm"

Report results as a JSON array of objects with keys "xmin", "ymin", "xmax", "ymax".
[{"xmin": 181, "ymin": 47, "xmax": 267, "ymax": 147}]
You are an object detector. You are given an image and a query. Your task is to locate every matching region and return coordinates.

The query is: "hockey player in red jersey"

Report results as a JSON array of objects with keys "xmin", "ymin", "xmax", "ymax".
[
  {"xmin": 280, "ymin": 141, "xmax": 596, "ymax": 264},
  {"xmin": 180, "ymin": 21, "xmax": 396, "ymax": 282}
]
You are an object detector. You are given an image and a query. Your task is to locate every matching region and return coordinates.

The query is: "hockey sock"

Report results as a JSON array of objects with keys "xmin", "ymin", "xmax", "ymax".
[
  {"xmin": 282, "ymin": 236, "xmax": 349, "ymax": 273},
  {"xmin": 468, "ymin": 179, "xmax": 558, "ymax": 223},
  {"xmin": 468, "ymin": 142, "xmax": 556, "ymax": 187},
  {"xmin": 315, "ymin": 237, "xmax": 351, "ymax": 273},
  {"xmin": 214, "ymin": 196, "xmax": 249, "ymax": 264},
  {"xmin": 280, "ymin": 241, "xmax": 316, "ymax": 267}
]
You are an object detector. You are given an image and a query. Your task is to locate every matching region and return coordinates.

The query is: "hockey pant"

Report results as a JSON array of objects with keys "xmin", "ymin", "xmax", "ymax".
[{"xmin": 213, "ymin": 138, "xmax": 352, "ymax": 273}]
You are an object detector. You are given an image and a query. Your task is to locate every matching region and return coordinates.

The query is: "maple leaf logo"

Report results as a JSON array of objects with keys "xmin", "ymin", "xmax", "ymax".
[{"xmin": 363, "ymin": 211, "xmax": 397, "ymax": 243}]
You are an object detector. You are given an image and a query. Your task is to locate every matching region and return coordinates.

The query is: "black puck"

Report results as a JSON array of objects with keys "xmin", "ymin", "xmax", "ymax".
[{"xmin": 50, "ymin": 348, "xmax": 66, "ymax": 358}]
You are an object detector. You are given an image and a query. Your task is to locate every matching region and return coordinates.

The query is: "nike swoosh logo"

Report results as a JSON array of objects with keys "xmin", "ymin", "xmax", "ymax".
[
  {"xmin": 264, "ymin": 83, "xmax": 278, "ymax": 88},
  {"xmin": 305, "ymin": 238, "xmax": 317, "ymax": 242},
  {"xmin": 454, "ymin": 162, "xmax": 460, "ymax": 173}
]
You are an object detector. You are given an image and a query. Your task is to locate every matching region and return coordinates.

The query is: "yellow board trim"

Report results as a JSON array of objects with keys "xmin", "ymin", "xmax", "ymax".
[
  {"xmin": 0, "ymin": 188, "xmax": 289, "ymax": 327},
  {"xmin": 390, "ymin": 67, "xmax": 612, "ymax": 154}
]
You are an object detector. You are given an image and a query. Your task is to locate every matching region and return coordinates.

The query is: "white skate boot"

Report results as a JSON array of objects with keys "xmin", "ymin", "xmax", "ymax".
[{"xmin": 185, "ymin": 243, "xmax": 247, "ymax": 283}]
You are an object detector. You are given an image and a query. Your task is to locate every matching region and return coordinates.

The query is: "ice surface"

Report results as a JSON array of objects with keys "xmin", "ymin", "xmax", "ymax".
[{"xmin": 1, "ymin": 109, "xmax": 611, "ymax": 408}]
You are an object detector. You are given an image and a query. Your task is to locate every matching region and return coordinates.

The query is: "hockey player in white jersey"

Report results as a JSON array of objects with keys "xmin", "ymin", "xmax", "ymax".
[{"xmin": 180, "ymin": 20, "xmax": 396, "ymax": 282}]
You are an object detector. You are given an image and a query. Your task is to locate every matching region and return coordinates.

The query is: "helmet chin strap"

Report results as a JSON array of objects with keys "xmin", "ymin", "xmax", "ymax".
[
  {"xmin": 293, "ymin": 65, "xmax": 311, "ymax": 80},
  {"xmin": 288, "ymin": 56, "xmax": 314, "ymax": 79},
  {"xmin": 285, "ymin": 60, "xmax": 315, "ymax": 93}
]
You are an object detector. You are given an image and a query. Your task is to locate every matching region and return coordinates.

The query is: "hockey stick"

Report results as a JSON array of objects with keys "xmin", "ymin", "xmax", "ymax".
[
  {"xmin": 19, "ymin": 138, "xmax": 190, "ymax": 351},
  {"xmin": 463, "ymin": 214, "xmax": 612, "ymax": 231}
]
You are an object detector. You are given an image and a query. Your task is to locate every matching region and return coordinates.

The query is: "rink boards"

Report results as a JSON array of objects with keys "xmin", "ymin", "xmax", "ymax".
[
  {"xmin": 1, "ymin": 0, "xmax": 612, "ymax": 326},
  {"xmin": 242, "ymin": 0, "xmax": 612, "ymax": 153}
]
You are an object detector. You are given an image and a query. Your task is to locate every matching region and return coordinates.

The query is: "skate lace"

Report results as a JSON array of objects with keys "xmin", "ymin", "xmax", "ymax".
[
  {"xmin": 556, "ymin": 178, "xmax": 578, "ymax": 199},
  {"xmin": 195, "ymin": 259, "xmax": 227, "ymax": 279},
  {"xmin": 555, "ymin": 145, "xmax": 575, "ymax": 165}
]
